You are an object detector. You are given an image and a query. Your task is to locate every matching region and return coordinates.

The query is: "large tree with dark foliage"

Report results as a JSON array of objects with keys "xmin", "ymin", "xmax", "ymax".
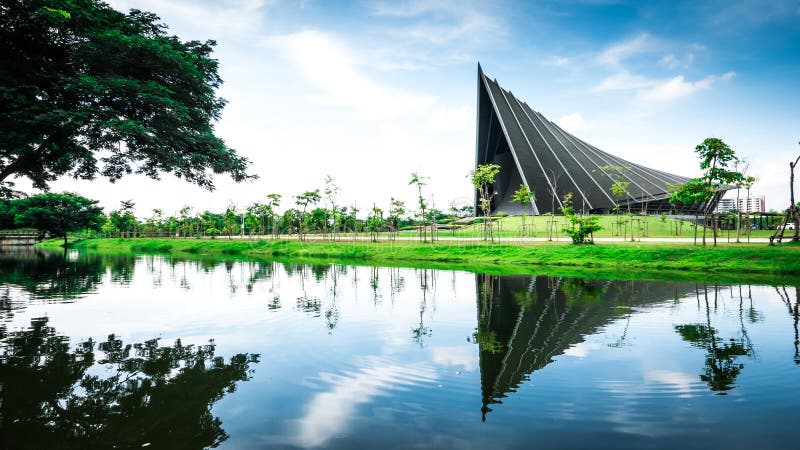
[
  {"xmin": 0, "ymin": 0, "xmax": 253, "ymax": 197},
  {"xmin": 10, "ymin": 192, "xmax": 103, "ymax": 244}
]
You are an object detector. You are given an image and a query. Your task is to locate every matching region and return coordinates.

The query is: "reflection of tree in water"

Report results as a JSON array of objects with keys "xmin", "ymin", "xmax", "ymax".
[
  {"xmin": 369, "ymin": 266, "xmax": 382, "ymax": 305},
  {"xmin": 474, "ymin": 274, "xmax": 696, "ymax": 421},
  {"xmin": 411, "ymin": 269, "xmax": 434, "ymax": 347},
  {"xmin": 0, "ymin": 317, "xmax": 259, "ymax": 450},
  {"xmin": 295, "ymin": 265, "xmax": 322, "ymax": 317},
  {"xmin": 774, "ymin": 286, "xmax": 800, "ymax": 364},
  {"xmin": 323, "ymin": 265, "xmax": 348, "ymax": 333},
  {"xmin": 470, "ymin": 274, "xmax": 502, "ymax": 355},
  {"xmin": 0, "ymin": 249, "xmax": 137, "ymax": 319},
  {"xmin": 389, "ymin": 267, "xmax": 405, "ymax": 306},
  {"xmin": 675, "ymin": 285, "xmax": 755, "ymax": 394}
]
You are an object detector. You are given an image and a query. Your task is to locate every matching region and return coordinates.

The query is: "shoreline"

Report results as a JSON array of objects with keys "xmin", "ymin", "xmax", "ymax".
[{"xmin": 35, "ymin": 237, "xmax": 800, "ymax": 282}]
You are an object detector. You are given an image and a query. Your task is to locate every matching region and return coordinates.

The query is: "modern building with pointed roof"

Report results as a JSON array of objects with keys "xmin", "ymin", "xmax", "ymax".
[{"xmin": 475, "ymin": 65, "xmax": 724, "ymax": 215}]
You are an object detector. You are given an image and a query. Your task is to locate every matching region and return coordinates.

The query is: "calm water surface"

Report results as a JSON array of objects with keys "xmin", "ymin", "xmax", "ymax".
[{"xmin": 1, "ymin": 249, "xmax": 799, "ymax": 449}]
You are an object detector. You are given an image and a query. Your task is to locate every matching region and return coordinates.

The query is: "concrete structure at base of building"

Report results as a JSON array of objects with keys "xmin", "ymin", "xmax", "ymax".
[
  {"xmin": 714, "ymin": 195, "xmax": 766, "ymax": 214},
  {"xmin": 475, "ymin": 64, "xmax": 726, "ymax": 215}
]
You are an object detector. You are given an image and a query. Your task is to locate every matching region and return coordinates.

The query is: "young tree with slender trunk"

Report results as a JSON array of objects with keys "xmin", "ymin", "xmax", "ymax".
[
  {"xmin": 409, "ymin": 172, "xmax": 429, "ymax": 242},
  {"xmin": 511, "ymin": 184, "xmax": 535, "ymax": 237},
  {"xmin": 545, "ymin": 168, "xmax": 562, "ymax": 215},
  {"xmin": 388, "ymin": 197, "xmax": 405, "ymax": 241},
  {"xmin": 110, "ymin": 200, "xmax": 137, "ymax": 237},
  {"xmin": 295, "ymin": 190, "xmax": 320, "ymax": 241},
  {"xmin": 735, "ymin": 175, "xmax": 757, "ymax": 243},
  {"xmin": 789, "ymin": 149, "xmax": 800, "ymax": 242},
  {"xmin": 178, "ymin": 206, "xmax": 192, "ymax": 237},
  {"xmin": 470, "ymin": 164, "xmax": 501, "ymax": 242},
  {"xmin": 610, "ymin": 180, "xmax": 631, "ymax": 238},
  {"xmin": 694, "ymin": 138, "xmax": 744, "ymax": 247},
  {"xmin": 264, "ymin": 194, "xmax": 281, "ymax": 238},
  {"xmin": 669, "ymin": 179, "xmax": 712, "ymax": 246},
  {"xmin": 367, "ymin": 204, "xmax": 384, "ymax": 242},
  {"xmin": 602, "ymin": 165, "xmax": 632, "ymax": 238},
  {"xmin": 323, "ymin": 175, "xmax": 340, "ymax": 240}
]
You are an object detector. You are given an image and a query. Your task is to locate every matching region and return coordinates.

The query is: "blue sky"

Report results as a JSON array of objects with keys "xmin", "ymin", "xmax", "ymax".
[{"xmin": 47, "ymin": 0, "xmax": 800, "ymax": 215}]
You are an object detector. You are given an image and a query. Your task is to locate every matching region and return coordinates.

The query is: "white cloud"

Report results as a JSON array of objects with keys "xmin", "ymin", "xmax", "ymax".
[
  {"xmin": 710, "ymin": 0, "xmax": 800, "ymax": 27},
  {"xmin": 263, "ymin": 30, "xmax": 437, "ymax": 119},
  {"xmin": 597, "ymin": 33, "xmax": 654, "ymax": 68},
  {"xmin": 593, "ymin": 70, "xmax": 654, "ymax": 92},
  {"xmin": 367, "ymin": 0, "xmax": 505, "ymax": 47},
  {"xmin": 368, "ymin": 0, "xmax": 442, "ymax": 16},
  {"xmin": 592, "ymin": 34, "xmax": 731, "ymax": 103},
  {"xmin": 659, "ymin": 53, "xmax": 696, "ymax": 69},
  {"xmin": 544, "ymin": 56, "xmax": 571, "ymax": 67},
  {"xmin": 557, "ymin": 113, "xmax": 593, "ymax": 133},
  {"xmin": 638, "ymin": 72, "xmax": 735, "ymax": 101},
  {"xmin": 659, "ymin": 54, "xmax": 680, "ymax": 69},
  {"xmin": 107, "ymin": 0, "xmax": 271, "ymax": 40}
]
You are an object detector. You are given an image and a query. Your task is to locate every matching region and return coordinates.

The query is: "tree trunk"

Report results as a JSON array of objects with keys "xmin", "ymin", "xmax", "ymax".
[
  {"xmin": 702, "ymin": 212, "xmax": 707, "ymax": 247},
  {"xmin": 791, "ymin": 158, "xmax": 799, "ymax": 241},
  {"xmin": 64, "ymin": 233, "xmax": 68, "ymax": 247},
  {"xmin": 736, "ymin": 187, "xmax": 742, "ymax": 243},
  {"xmin": 713, "ymin": 214, "xmax": 718, "ymax": 247}
]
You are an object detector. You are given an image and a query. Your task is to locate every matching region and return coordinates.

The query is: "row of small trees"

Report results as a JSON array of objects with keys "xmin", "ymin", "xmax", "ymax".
[
  {"xmin": 0, "ymin": 172, "xmax": 473, "ymax": 242},
  {"xmin": 469, "ymin": 163, "xmax": 600, "ymax": 244}
]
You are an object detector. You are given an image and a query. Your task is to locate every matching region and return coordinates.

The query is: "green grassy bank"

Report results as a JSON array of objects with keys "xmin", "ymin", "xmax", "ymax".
[{"xmin": 38, "ymin": 237, "xmax": 800, "ymax": 281}]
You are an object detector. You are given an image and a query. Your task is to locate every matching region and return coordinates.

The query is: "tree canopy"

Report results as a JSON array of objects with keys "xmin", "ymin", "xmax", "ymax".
[
  {"xmin": 7, "ymin": 192, "xmax": 103, "ymax": 244},
  {"xmin": 695, "ymin": 138, "xmax": 743, "ymax": 187},
  {"xmin": 0, "ymin": 0, "xmax": 253, "ymax": 197}
]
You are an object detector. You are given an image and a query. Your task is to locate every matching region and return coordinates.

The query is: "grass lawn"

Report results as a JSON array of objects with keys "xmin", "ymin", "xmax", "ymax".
[
  {"xmin": 38, "ymin": 236, "xmax": 800, "ymax": 283},
  {"xmin": 403, "ymin": 214, "xmax": 778, "ymax": 240}
]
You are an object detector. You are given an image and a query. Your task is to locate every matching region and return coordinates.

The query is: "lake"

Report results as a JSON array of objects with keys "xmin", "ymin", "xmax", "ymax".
[{"xmin": 1, "ymin": 248, "xmax": 799, "ymax": 449}]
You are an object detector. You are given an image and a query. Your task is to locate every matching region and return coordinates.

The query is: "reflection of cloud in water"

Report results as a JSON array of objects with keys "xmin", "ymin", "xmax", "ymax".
[
  {"xmin": 597, "ymin": 369, "xmax": 704, "ymax": 437},
  {"xmin": 563, "ymin": 341, "xmax": 603, "ymax": 358},
  {"xmin": 430, "ymin": 345, "xmax": 478, "ymax": 371},
  {"xmin": 294, "ymin": 358, "xmax": 438, "ymax": 448},
  {"xmin": 644, "ymin": 370, "xmax": 701, "ymax": 397}
]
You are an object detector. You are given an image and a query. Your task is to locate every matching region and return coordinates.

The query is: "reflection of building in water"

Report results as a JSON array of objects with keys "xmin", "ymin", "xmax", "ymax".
[{"xmin": 475, "ymin": 274, "xmax": 695, "ymax": 421}]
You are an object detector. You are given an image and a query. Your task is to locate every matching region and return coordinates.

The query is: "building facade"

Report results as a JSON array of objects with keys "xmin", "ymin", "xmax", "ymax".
[{"xmin": 714, "ymin": 195, "xmax": 766, "ymax": 213}]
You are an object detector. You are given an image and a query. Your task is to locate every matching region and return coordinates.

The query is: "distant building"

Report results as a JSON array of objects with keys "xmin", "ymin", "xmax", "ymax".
[
  {"xmin": 714, "ymin": 195, "xmax": 766, "ymax": 213},
  {"xmin": 715, "ymin": 198, "xmax": 735, "ymax": 213}
]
